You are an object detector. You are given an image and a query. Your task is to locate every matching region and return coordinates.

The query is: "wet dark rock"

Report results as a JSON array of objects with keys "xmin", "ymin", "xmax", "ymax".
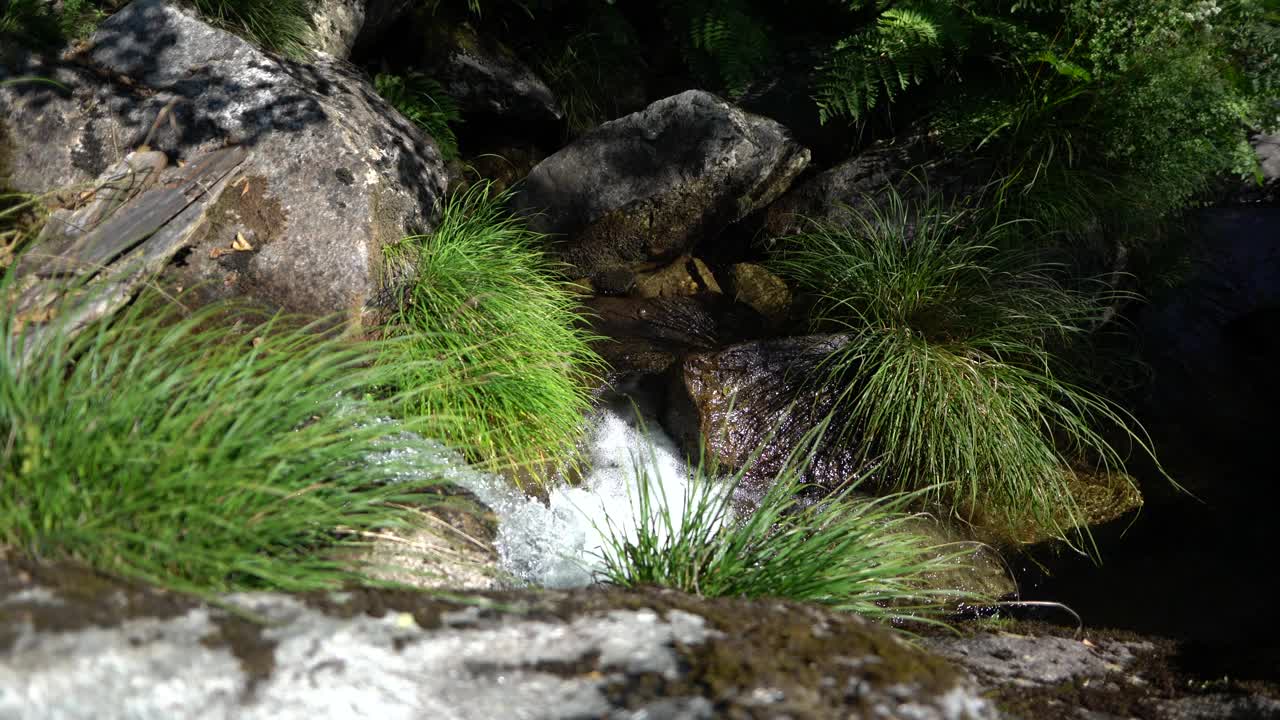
[
  {"xmin": 725, "ymin": 262, "xmax": 791, "ymax": 327},
  {"xmin": 515, "ymin": 89, "xmax": 810, "ymax": 278},
  {"xmin": 666, "ymin": 333, "xmax": 862, "ymax": 503},
  {"xmin": 0, "ymin": 0, "xmax": 448, "ymax": 324},
  {"xmin": 0, "ymin": 557, "xmax": 994, "ymax": 719},
  {"xmin": 759, "ymin": 133, "xmax": 991, "ymax": 239},
  {"xmin": 586, "ymin": 294, "xmax": 766, "ymax": 379},
  {"xmin": 632, "ymin": 255, "xmax": 722, "ymax": 298}
]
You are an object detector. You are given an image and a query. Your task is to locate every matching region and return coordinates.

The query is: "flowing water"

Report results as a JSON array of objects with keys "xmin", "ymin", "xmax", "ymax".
[{"xmin": 390, "ymin": 390, "xmax": 726, "ymax": 589}]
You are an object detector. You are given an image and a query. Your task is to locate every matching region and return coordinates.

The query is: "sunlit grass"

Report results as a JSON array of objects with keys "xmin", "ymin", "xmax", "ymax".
[
  {"xmin": 374, "ymin": 72, "xmax": 464, "ymax": 159},
  {"xmin": 191, "ymin": 0, "xmax": 313, "ymax": 57},
  {"xmin": 0, "ymin": 283, "xmax": 457, "ymax": 593},
  {"xmin": 595, "ymin": 421, "xmax": 978, "ymax": 621},
  {"xmin": 771, "ymin": 184, "xmax": 1159, "ymax": 547},
  {"xmin": 381, "ymin": 181, "xmax": 604, "ymax": 486}
]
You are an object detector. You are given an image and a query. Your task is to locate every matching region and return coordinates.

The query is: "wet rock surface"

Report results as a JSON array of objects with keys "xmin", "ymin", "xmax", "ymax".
[
  {"xmin": 0, "ymin": 0, "xmax": 448, "ymax": 323},
  {"xmin": 0, "ymin": 558, "xmax": 994, "ymax": 720},
  {"xmin": 586, "ymin": 294, "xmax": 767, "ymax": 379},
  {"xmin": 515, "ymin": 89, "xmax": 810, "ymax": 279},
  {"xmin": 666, "ymin": 333, "xmax": 862, "ymax": 502}
]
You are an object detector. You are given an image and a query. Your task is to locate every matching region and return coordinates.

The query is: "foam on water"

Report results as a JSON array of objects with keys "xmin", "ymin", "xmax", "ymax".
[
  {"xmin": 456, "ymin": 393, "xmax": 724, "ymax": 588},
  {"xmin": 372, "ymin": 389, "xmax": 728, "ymax": 589}
]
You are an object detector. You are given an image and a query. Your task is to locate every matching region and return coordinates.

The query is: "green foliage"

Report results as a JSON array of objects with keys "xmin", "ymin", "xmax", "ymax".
[
  {"xmin": 771, "ymin": 186, "xmax": 1157, "ymax": 547},
  {"xmin": 381, "ymin": 182, "xmax": 604, "ymax": 485},
  {"xmin": 660, "ymin": 0, "xmax": 776, "ymax": 98},
  {"xmin": 0, "ymin": 0, "xmax": 313, "ymax": 55},
  {"xmin": 596, "ymin": 421, "xmax": 978, "ymax": 620},
  {"xmin": 816, "ymin": 2, "xmax": 966, "ymax": 124},
  {"xmin": 0, "ymin": 0, "xmax": 111, "ymax": 47},
  {"xmin": 0, "ymin": 289, "xmax": 455, "ymax": 593},
  {"xmin": 190, "ymin": 0, "xmax": 313, "ymax": 57},
  {"xmin": 933, "ymin": 0, "xmax": 1278, "ymax": 234},
  {"xmin": 374, "ymin": 72, "xmax": 464, "ymax": 159}
]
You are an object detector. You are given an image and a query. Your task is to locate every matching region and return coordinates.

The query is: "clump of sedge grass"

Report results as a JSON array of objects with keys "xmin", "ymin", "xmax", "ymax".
[
  {"xmin": 771, "ymin": 184, "xmax": 1157, "ymax": 548},
  {"xmin": 191, "ymin": 0, "xmax": 313, "ymax": 57},
  {"xmin": 382, "ymin": 181, "xmax": 603, "ymax": 486},
  {"xmin": 0, "ymin": 287, "xmax": 454, "ymax": 593},
  {"xmin": 374, "ymin": 72, "xmax": 464, "ymax": 160},
  {"xmin": 595, "ymin": 420, "xmax": 978, "ymax": 621}
]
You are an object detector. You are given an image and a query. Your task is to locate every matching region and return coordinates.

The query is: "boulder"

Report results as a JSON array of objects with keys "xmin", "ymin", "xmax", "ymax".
[
  {"xmin": 725, "ymin": 262, "xmax": 791, "ymax": 327},
  {"xmin": 351, "ymin": 0, "xmax": 415, "ymax": 57},
  {"xmin": 429, "ymin": 23, "xmax": 564, "ymax": 134},
  {"xmin": 0, "ymin": 0, "xmax": 448, "ymax": 324},
  {"xmin": 924, "ymin": 625, "xmax": 1280, "ymax": 720},
  {"xmin": 309, "ymin": 0, "xmax": 365, "ymax": 59},
  {"xmin": 515, "ymin": 89, "xmax": 810, "ymax": 279},
  {"xmin": 666, "ymin": 333, "xmax": 862, "ymax": 504},
  {"xmin": 632, "ymin": 255, "xmax": 722, "ymax": 298},
  {"xmin": 0, "ymin": 558, "xmax": 996, "ymax": 719},
  {"xmin": 759, "ymin": 133, "xmax": 990, "ymax": 238}
]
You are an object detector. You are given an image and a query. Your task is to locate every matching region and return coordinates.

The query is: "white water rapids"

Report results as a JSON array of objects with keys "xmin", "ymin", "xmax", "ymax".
[{"xmin": 386, "ymin": 391, "xmax": 728, "ymax": 589}]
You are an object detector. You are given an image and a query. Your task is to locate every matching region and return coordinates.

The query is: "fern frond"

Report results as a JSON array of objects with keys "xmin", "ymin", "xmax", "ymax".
[
  {"xmin": 816, "ymin": 3, "xmax": 960, "ymax": 124},
  {"xmin": 374, "ymin": 72, "xmax": 464, "ymax": 159},
  {"xmin": 667, "ymin": 0, "xmax": 774, "ymax": 98}
]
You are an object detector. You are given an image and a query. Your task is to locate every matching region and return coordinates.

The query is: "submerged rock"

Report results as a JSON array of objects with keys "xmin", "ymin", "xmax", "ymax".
[
  {"xmin": 0, "ymin": 0, "xmax": 448, "ymax": 324},
  {"xmin": 0, "ymin": 559, "xmax": 995, "ymax": 719},
  {"xmin": 586, "ymin": 294, "xmax": 765, "ymax": 378},
  {"xmin": 515, "ymin": 89, "xmax": 810, "ymax": 279}
]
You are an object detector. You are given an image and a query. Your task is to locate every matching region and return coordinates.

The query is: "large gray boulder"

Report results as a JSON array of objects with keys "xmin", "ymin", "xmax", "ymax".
[
  {"xmin": 515, "ymin": 90, "xmax": 810, "ymax": 279},
  {"xmin": 0, "ymin": 560, "xmax": 995, "ymax": 719},
  {"xmin": 0, "ymin": 0, "xmax": 448, "ymax": 324}
]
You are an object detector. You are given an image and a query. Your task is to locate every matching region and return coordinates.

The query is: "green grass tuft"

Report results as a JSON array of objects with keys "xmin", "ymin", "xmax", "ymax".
[
  {"xmin": 381, "ymin": 181, "xmax": 603, "ymax": 485},
  {"xmin": 191, "ymin": 0, "xmax": 313, "ymax": 57},
  {"xmin": 771, "ymin": 185, "xmax": 1158, "ymax": 547},
  {"xmin": 0, "ymin": 287, "xmax": 456, "ymax": 593},
  {"xmin": 374, "ymin": 72, "xmax": 464, "ymax": 159},
  {"xmin": 595, "ymin": 421, "xmax": 978, "ymax": 621}
]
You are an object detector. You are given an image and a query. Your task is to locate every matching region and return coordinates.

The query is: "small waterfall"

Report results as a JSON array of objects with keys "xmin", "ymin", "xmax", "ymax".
[{"xmin": 390, "ymin": 391, "xmax": 725, "ymax": 589}]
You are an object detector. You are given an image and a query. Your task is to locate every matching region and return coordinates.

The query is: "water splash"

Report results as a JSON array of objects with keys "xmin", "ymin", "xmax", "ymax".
[{"xmin": 463, "ymin": 393, "xmax": 722, "ymax": 588}]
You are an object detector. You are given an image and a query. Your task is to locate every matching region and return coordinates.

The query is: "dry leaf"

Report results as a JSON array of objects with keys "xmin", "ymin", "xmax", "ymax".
[
  {"xmin": 231, "ymin": 232, "xmax": 253, "ymax": 252},
  {"xmin": 209, "ymin": 247, "xmax": 231, "ymax": 259}
]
